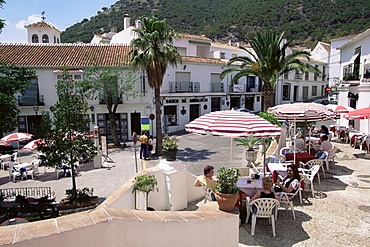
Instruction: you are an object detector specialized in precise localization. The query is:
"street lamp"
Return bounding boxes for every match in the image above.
[33,104,39,115]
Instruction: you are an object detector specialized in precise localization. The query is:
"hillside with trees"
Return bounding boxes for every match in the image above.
[61,0,370,47]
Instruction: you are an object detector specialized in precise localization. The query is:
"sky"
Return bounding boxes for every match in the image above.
[0,0,116,43]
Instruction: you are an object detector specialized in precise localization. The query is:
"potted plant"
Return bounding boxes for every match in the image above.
[214,167,240,211]
[234,134,262,166]
[162,134,179,161]
[132,174,159,211]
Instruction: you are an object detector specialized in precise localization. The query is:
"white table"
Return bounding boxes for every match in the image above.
[0,154,11,160]
[236,177,263,197]
[267,163,289,178]
[13,163,33,171]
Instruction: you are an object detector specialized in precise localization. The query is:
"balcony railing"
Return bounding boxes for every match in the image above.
[169,81,200,93]
[18,94,44,106]
[210,82,224,92]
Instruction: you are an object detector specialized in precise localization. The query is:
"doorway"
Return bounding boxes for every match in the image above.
[245,96,254,110]
[131,112,141,136]
[211,97,221,112]
[189,104,200,122]
[230,97,240,109]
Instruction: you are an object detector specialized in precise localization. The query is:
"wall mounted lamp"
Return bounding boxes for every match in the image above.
[90,106,94,112]
[33,104,39,116]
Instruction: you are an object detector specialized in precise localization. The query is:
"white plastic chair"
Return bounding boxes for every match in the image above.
[276,177,303,220]
[300,165,321,197]
[327,147,337,164]
[316,151,329,173]
[200,182,215,203]
[248,198,279,237]
[8,162,20,182]
[299,159,323,185]
[279,147,294,157]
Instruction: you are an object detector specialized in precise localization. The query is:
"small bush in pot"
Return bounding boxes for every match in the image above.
[132,174,159,210]
[162,134,179,161]
[214,167,241,211]
[234,134,262,151]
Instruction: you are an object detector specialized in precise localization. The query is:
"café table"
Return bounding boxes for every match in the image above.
[285,152,317,167]
[13,163,33,171]
[267,163,289,179]
[236,177,263,197]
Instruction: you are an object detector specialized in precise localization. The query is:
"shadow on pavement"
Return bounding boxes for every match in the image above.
[177,148,217,162]
[239,210,311,246]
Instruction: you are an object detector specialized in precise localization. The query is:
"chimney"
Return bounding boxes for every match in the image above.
[135,20,142,29]
[124,14,130,30]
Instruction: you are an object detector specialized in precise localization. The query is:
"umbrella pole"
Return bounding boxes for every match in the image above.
[294,118,296,165]
[230,137,232,167]
[263,138,266,177]
[17,141,21,163]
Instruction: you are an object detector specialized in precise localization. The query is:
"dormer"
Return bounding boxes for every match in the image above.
[25,21,61,44]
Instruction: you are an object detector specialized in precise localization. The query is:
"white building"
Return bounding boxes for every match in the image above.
[0,17,328,142]
[25,21,61,44]
[331,28,370,133]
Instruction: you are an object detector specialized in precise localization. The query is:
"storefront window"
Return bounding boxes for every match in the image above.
[164,105,177,126]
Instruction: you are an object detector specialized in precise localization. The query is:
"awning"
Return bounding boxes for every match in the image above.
[345,53,360,65]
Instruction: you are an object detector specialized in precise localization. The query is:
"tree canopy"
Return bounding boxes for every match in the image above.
[61,0,370,45]
[79,66,139,146]
[221,31,319,111]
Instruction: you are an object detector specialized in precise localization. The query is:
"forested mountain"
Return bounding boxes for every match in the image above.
[61,0,370,47]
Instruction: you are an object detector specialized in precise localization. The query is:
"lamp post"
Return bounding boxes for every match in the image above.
[93,126,102,169]
[33,104,39,115]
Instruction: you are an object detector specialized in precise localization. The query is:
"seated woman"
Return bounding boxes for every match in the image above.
[274,164,300,194]
[250,177,279,201]
[320,125,330,135]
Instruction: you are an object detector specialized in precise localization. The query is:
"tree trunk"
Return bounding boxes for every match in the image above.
[108,110,120,146]
[261,82,275,111]
[154,87,163,156]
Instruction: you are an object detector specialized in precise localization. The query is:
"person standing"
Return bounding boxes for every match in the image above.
[139,132,148,159]
[147,135,153,159]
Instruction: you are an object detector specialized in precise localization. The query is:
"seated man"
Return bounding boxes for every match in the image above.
[319,134,332,151]
[194,165,217,191]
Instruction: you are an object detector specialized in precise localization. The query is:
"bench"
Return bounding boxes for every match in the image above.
[0,187,56,202]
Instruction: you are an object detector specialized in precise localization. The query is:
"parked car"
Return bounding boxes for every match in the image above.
[314,99,330,105]
[235,108,260,114]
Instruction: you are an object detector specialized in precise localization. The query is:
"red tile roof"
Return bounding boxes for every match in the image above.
[0,44,226,67]
[0,44,132,67]
[182,56,227,64]
[24,21,61,33]
[179,33,211,41]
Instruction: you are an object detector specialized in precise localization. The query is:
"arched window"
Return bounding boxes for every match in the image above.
[42,34,49,43]
[54,36,56,43]
[32,34,39,43]
[57,38,60,43]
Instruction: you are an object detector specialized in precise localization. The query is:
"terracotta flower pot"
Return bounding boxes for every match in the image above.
[214,191,239,212]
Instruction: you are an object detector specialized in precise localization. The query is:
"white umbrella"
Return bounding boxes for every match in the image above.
[185,109,281,173]
[268,103,337,163]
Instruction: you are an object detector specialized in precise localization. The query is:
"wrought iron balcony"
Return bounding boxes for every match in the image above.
[210,82,224,92]
[169,81,200,93]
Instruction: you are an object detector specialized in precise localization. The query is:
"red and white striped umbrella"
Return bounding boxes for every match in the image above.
[1,132,34,142]
[185,110,281,137]
[267,102,337,122]
[344,107,370,120]
[335,105,355,114]
[22,139,46,151]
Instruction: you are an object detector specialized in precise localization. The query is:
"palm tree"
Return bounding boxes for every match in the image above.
[221,30,320,111]
[129,17,182,156]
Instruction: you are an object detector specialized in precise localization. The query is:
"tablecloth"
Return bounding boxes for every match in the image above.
[285,152,317,167]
